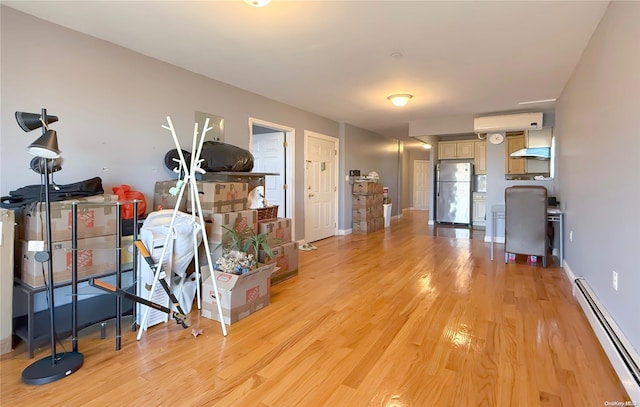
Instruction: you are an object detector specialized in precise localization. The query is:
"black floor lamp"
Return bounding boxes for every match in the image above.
[17,108,84,385]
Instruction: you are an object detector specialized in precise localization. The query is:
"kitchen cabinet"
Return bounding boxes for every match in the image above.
[505,133,526,174]
[474,141,486,174]
[504,130,552,177]
[438,140,474,159]
[472,192,486,228]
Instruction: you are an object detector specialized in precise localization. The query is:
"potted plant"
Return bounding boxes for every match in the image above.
[244,232,274,261]
[214,225,274,275]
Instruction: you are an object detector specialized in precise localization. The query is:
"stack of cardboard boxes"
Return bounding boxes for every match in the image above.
[257,216,298,285]
[352,179,384,234]
[189,180,297,325]
[18,194,133,288]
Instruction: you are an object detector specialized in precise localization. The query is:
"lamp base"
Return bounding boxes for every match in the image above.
[22,351,83,385]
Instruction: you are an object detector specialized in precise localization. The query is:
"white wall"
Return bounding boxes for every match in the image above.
[409,115,474,137]
[0,7,340,240]
[341,124,400,230]
[555,1,640,350]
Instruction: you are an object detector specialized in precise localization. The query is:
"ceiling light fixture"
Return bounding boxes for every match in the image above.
[422,143,432,150]
[387,94,413,107]
[244,0,271,7]
[518,98,557,105]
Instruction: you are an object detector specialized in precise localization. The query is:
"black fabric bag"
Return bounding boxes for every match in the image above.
[164,141,254,173]
[1,177,104,208]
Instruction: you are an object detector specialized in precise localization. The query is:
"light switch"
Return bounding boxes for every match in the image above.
[28,240,45,252]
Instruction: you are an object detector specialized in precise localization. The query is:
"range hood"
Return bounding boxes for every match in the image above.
[510,147,550,160]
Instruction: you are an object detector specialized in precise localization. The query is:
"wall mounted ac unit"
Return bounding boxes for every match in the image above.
[474,112,543,133]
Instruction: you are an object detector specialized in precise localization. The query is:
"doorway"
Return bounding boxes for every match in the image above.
[413,160,431,210]
[304,130,338,243]
[249,118,294,224]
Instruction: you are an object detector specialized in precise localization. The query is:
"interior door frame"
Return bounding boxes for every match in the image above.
[413,159,431,210]
[248,118,295,233]
[304,130,339,242]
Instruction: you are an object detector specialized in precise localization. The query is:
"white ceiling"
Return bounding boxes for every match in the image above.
[4,1,609,140]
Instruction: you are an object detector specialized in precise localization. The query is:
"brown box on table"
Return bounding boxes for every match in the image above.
[187,181,248,215]
[22,194,119,242]
[153,180,187,212]
[19,235,133,288]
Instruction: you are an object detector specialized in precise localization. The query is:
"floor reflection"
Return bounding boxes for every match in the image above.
[431,223,485,240]
[400,210,486,241]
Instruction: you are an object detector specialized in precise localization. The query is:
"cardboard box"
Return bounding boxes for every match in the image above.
[19,235,134,288]
[198,239,224,266]
[22,194,119,242]
[352,195,379,210]
[352,180,383,195]
[257,218,292,247]
[187,181,248,215]
[203,210,258,242]
[197,210,258,266]
[201,263,276,325]
[259,241,299,285]
[353,217,384,234]
[351,208,376,221]
[1,209,15,355]
[153,179,187,212]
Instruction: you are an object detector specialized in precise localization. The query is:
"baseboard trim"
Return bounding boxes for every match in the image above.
[337,228,352,236]
[573,277,640,402]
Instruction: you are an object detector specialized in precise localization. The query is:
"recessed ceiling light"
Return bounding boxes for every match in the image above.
[390,51,404,59]
[387,94,413,107]
[518,98,557,105]
[244,0,271,7]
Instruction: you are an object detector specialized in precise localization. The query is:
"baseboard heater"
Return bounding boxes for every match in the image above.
[574,278,640,402]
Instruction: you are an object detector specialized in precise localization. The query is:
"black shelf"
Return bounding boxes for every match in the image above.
[13,291,134,354]
[13,269,135,358]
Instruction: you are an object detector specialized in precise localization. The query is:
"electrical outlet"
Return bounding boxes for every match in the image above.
[569,231,573,242]
[612,270,618,291]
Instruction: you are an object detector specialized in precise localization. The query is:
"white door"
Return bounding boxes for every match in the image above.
[249,118,294,225]
[413,160,430,210]
[252,132,285,218]
[305,131,337,243]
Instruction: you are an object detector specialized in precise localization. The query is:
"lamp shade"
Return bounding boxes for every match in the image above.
[27,129,61,158]
[387,94,413,107]
[15,111,59,132]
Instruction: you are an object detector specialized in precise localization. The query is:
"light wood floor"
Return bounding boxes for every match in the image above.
[0,210,629,406]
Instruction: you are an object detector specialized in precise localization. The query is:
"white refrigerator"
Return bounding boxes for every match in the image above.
[435,162,472,225]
